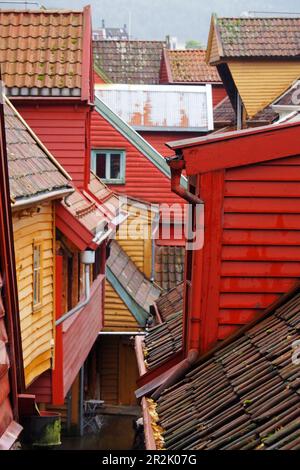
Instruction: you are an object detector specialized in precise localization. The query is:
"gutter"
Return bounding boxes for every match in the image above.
[166,155,203,206]
[12,188,74,211]
[141,397,157,450]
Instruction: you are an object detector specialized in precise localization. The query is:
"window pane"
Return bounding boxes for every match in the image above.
[110,153,121,179]
[96,153,106,179]
[34,245,40,268]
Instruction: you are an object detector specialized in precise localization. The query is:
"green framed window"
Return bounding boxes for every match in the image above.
[91,149,126,184]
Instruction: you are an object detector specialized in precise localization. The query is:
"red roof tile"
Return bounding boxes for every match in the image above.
[0,8,90,96]
[154,282,184,322]
[215,17,300,58]
[166,49,221,83]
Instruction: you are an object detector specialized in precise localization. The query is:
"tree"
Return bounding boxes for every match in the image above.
[185,39,203,50]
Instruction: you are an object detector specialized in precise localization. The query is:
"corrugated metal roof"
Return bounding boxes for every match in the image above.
[95,84,214,131]
[5,97,70,201]
[0,9,87,96]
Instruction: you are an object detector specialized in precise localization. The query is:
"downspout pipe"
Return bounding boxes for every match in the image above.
[151,349,198,401]
[55,250,95,326]
[166,155,203,206]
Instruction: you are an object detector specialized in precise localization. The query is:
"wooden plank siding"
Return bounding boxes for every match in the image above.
[91,109,184,206]
[217,155,300,340]
[104,280,139,331]
[117,202,153,277]
[139,131,202,158]
[228,61,300,118]
[13,202,55,387]
[14,103,89,187]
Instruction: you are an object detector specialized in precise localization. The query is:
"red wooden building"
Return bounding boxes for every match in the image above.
[159,49,226,107]
[0,95,23,449]
[167,120,300,355]
[0,7,124,431]
[0,7,93,188]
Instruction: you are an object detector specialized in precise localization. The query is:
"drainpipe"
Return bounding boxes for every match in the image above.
[79,365,84,437]
[151,349,198,401]
[166,155,203,206]
[55,250,95,326]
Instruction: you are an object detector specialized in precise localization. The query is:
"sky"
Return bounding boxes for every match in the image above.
[9,0,300,45]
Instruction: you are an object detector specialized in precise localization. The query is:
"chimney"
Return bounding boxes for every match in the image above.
[102,19,105,28]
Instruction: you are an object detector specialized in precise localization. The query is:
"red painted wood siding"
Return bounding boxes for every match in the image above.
[91,110,184,207]
[159,54,169,84]
[194,154,300,348]
[139,131,202,158]
[212,85,227,106]
[14,102,90,187]
[94,70,106,84]
[27,370,52,404]
[62,274,104,397]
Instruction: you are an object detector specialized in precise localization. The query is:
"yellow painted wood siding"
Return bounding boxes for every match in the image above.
[116,203,153,278]
[104,280,139,331]
[228,60,300,118]
[13,203,55,387]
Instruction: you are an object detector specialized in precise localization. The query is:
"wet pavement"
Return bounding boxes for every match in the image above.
[60,413,139,450]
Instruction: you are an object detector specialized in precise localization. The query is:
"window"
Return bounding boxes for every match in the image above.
[91,150,125,184]
[33,243,42,310]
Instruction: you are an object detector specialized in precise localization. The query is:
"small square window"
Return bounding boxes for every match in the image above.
[91,150,125,184]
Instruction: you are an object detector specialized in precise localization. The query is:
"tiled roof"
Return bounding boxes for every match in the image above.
[273,80,300,106]
[0,9,87,96]
[213,96,279,127]
[88,171,119,215]
[166,50,221,83]
[144,311,183,371]
[154,288,300,450]
[154,282,184,322]
[107,240,161,313]
[215,17,300,58]
[60,188,110,237]
[5,98,70,201]
[93,40,165,84]
[155,246,185,291]
[213,96,235,126]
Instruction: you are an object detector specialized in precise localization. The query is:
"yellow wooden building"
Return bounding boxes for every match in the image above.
[5,97,72,387]
[206,15,300,119]
[90,198,161,406]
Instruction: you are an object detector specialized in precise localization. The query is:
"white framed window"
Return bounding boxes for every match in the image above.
[91,149,125,184]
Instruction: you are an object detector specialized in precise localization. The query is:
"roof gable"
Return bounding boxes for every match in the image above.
[94,95,188,188]
[167,120,300,175]
[0,7,92,99]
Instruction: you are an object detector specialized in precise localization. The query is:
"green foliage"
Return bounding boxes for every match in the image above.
[185,40,203,50]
